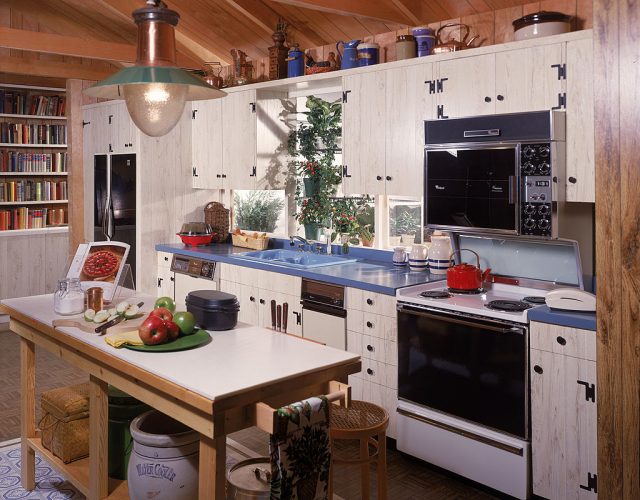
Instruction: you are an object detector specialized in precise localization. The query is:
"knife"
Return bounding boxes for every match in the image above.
[277,304,282,332]
[271,300,277,330]
[282,303,288,334]
[95,301,144,334]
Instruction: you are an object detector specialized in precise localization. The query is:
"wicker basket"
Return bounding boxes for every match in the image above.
[232,233,269,250]
[204,201,230,243]
[41,382,90,464]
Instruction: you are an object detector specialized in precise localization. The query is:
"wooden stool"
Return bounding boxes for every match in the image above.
[329,400,389,500]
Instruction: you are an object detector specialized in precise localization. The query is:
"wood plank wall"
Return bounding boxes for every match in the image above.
[593,0,640,498]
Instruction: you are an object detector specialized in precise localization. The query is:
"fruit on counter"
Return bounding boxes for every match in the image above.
[173,311,196,335]
[116,301,131,315]
[165,321,180,340]
[154,296,176,313]
[108,307,117,316]
[84,309,96,322]
[150,307,173,323]
[93,310,110,323]
[138,316,168,345]
[123,304,140,319]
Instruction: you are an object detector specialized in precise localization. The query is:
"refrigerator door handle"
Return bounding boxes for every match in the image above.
[105,197,114,240]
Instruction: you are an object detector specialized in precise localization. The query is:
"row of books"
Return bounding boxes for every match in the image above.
[0,151,68,172]
[0,180,68,202]
[0,123,67,145]
[0,207,66,230]
[0,91,66,116]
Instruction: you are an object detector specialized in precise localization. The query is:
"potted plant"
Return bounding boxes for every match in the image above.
[355,203,375,247]
[233,191,284,233]
[296,198,330,240]
[391,208,420,245]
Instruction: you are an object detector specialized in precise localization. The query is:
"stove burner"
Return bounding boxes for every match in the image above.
[485,300,532,312]
[523,296,546,305]
[448,287,485,295]
[419,290,452,299]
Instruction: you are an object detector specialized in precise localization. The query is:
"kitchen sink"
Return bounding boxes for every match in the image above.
[234,249,358,269]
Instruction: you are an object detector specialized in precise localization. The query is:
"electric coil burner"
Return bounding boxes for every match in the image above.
[448,287,485,295]
[419,290,452,299]
[523,296,546,304]
[485,300,532,312]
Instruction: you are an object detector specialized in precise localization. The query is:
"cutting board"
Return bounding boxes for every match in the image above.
[52,315,146,335]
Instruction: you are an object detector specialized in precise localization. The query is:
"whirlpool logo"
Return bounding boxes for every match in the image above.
[136,463,177,482]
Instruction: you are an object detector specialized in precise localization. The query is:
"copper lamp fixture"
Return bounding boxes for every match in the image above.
[84,0,225,137]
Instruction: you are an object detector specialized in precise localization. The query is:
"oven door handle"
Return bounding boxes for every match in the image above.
[399,306,522,334]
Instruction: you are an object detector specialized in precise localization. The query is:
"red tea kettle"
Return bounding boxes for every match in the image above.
[447,249,491,291]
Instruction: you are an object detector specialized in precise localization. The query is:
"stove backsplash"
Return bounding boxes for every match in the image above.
[453,233,583,288]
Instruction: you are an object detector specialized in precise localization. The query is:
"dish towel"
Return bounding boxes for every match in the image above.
[269,396,331,500]
[104,329,144,348]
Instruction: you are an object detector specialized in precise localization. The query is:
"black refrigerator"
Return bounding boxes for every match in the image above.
[94,154,136,280]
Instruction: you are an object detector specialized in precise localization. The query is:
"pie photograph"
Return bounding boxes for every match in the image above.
[79,245,126,283]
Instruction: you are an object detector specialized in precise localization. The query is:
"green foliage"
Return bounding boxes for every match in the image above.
[233,191,284,233]
[390,207,421,236]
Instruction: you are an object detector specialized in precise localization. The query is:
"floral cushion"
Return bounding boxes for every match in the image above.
[269,396,331,500]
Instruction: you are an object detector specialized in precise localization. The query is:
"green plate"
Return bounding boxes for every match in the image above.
[124,329,210,352]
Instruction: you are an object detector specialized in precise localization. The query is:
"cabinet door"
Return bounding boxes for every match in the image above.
[565,38,595,202]
[223,90,257,189]
[531,348,598,500]
[156,267,174,299]
[240,284,260,325]
[112,102,138,154]
[495,44,563,113]
[255,92,291,190]
[385,63,432,197]
[436,54,495,118]
[342,72,386,195]
[191,100,224,189]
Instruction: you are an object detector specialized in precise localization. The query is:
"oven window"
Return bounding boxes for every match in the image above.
[398,307,527,438]
[425,147,517,230]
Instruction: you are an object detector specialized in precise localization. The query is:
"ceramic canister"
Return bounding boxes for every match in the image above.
[396,34,416,60]
[287,45,304,77]
[409,244,429,271]
[357,42,380,67]
[412,27,435,57]
[392,246,409,266]
[428,235,452,274]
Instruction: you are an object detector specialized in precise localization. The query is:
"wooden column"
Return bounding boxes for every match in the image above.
[66,78,85,253]
[593,1,640,499]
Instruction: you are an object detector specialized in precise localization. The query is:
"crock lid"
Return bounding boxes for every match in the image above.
[186,290,240,309]
[396,34,415,42]
[512,11,572,30]
[227,457,271,493]
[357,42,379,49]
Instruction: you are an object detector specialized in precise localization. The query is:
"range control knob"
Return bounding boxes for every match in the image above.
[523,162,536,175]
[538,219,551,230]
[538,193,547,201]
[531,194,539,201]
[539,162,551,175]
[524,218,536,230]
[538,204,551,216]
[522,146,535,159]
[538,145,550,157]
[524,204,537,215]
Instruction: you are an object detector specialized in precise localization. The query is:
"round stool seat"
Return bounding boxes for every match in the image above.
[330,400,388,439]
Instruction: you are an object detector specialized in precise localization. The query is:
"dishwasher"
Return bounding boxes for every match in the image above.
[170,255,218,311]
[301,279,347,350]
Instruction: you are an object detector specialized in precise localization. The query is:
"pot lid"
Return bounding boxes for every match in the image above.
[179,222,212,235]
[512,11,572,30]
[227,457,271,493]
[186,290,240,309]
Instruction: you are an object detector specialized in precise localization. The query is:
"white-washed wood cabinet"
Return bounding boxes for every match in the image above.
[222,90,257,190]
[156,251,175,299]
[84,102,137,155]
[530,321,598,499]
[191,99,224,189]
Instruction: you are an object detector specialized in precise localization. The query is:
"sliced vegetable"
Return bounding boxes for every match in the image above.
[93,310,110,323]
[84,309,96,322]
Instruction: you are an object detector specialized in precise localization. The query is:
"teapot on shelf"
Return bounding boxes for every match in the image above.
[431,23,479,54]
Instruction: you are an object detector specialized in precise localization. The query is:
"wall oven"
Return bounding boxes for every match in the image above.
[424,110,565,238]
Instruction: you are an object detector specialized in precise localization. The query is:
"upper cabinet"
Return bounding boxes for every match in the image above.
[222,90,257,190]
[83,102,138,155]
[191,99,224,189]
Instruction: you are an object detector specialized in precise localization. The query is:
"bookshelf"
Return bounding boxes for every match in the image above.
[0,83,68,232]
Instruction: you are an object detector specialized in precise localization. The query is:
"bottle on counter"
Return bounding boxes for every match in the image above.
[54,278,85,316]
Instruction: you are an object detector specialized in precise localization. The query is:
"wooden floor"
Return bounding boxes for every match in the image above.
[0,326,500,499]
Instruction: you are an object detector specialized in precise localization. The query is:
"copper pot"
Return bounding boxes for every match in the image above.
[431,23,479,54]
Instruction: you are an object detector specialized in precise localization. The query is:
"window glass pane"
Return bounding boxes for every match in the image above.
[233,190,287,235]
[388,197,422,247]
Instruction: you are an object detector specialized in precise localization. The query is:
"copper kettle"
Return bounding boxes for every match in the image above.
[431,23,479,54]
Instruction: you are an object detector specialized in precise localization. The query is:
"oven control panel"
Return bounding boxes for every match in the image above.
[520,143,553,237]
[170,256,216,280]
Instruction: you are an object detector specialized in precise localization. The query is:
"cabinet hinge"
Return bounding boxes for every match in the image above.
[82,120,90,127]
[552,93,566,110]
[579,472,597,493]
[192,110,198,119]
[425,80,436,94]
[293,311,301,325]
[250,166,257,177]
[342,90,351,103]
[577,380,596,402]
[437,105,448,119]
[551,63,567,80]
[192,167,198,177]
[108,114,113,125]
[250,102,256,113]
[437,77,448,93]
[342,165,352,178]
[108,143,113,153]
[157,277,162,287]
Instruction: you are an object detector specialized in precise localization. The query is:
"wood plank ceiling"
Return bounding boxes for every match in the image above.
[0,0,540,78]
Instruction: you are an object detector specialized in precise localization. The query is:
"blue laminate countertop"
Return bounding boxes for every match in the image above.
[156,242,442,295]
[528,306,596,331]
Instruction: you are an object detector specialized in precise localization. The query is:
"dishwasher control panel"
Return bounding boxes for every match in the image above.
[301,279,344,308]
[170,256,216,280]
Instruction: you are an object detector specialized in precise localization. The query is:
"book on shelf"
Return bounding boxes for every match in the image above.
[0,206,64,231]
[0,179,67,202]
[0,151,67,172]
[0,90,66,117]
[0,122,67,145]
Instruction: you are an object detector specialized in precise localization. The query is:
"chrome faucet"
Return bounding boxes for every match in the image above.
[290,235,310,246]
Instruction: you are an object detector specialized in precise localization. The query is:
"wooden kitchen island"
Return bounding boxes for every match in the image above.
[0,294,361,499]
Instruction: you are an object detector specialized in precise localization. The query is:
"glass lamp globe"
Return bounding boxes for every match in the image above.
[123,82,188,137]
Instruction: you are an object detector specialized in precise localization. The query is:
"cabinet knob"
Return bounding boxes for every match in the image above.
[534,365,543,374]
[259,299,265,304]
[386,175,392,181]
[367,345,374,352]
[216,174,221,178]
[484,96,492,102]
[366,298,374,306]
[568,177,577,184]
[366,321,373,328]
[376,175,382,181]
[496,95,504,101]
[222,174,227,178]
[164,256,169,261]
[170,277,174,282]
[556,336,567,346]
[249,296,255,302]
[366,368,374,375]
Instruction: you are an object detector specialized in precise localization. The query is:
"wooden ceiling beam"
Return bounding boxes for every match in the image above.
[268,0,414,25]
[388,0,421,25]
[0,56,116,80]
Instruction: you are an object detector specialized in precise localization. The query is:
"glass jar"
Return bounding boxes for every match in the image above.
[54,278,85,316]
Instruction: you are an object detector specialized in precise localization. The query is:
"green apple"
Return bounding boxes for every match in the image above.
[173,311,197,335]
[154,296,176,313]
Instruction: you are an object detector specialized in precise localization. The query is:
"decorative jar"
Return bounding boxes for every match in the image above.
[54,278,85,316]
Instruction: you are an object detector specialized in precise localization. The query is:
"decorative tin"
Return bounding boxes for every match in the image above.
[357,42,380,67]
[412,27,435,57]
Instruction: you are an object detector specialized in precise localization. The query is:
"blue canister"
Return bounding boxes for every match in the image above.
[412,27,435,57]
[336,40,360,70]
[287,45,304,78]
[357,42,380,67]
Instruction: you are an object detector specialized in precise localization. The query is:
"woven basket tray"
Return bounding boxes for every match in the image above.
[204,201,229,243]
[232,233,269,250]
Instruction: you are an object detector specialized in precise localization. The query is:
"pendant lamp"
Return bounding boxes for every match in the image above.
[84,0,225,137]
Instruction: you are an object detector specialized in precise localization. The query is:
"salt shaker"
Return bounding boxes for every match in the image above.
[54,278,85,316]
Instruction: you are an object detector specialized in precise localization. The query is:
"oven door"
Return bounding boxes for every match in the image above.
[425,145,519,234]
[397,304,528,439]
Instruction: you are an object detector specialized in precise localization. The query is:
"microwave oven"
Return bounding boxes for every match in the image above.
[424,110,565,238]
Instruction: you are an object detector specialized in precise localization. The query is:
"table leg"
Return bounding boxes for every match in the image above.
[360,437,370,500]
[89,375,109,499]
[199,435,226,499]
[20,337,35,491]
[377,432,387,500]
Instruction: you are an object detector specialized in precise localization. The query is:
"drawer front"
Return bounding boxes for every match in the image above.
[530,322,596,361]
[347,309,364,333]
[258,269,301,295]
[347,330,363,357]
[362,313,386,338]
[157,251,173,269]
[219,263,239,283]
[361,358,384,385]
[346,288,397,317]
[362,334,385,362]
[385,339,398,366]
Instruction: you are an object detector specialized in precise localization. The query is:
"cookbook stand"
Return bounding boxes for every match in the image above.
[110,265,135,304]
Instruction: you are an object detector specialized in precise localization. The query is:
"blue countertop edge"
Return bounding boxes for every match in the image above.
[528,306,596,331]
[156,240,442,296]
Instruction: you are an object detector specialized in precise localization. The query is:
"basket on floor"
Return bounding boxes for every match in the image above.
[204,201,230,243]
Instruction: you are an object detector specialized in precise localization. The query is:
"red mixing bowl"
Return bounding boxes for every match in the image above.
[176,233,214,246]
